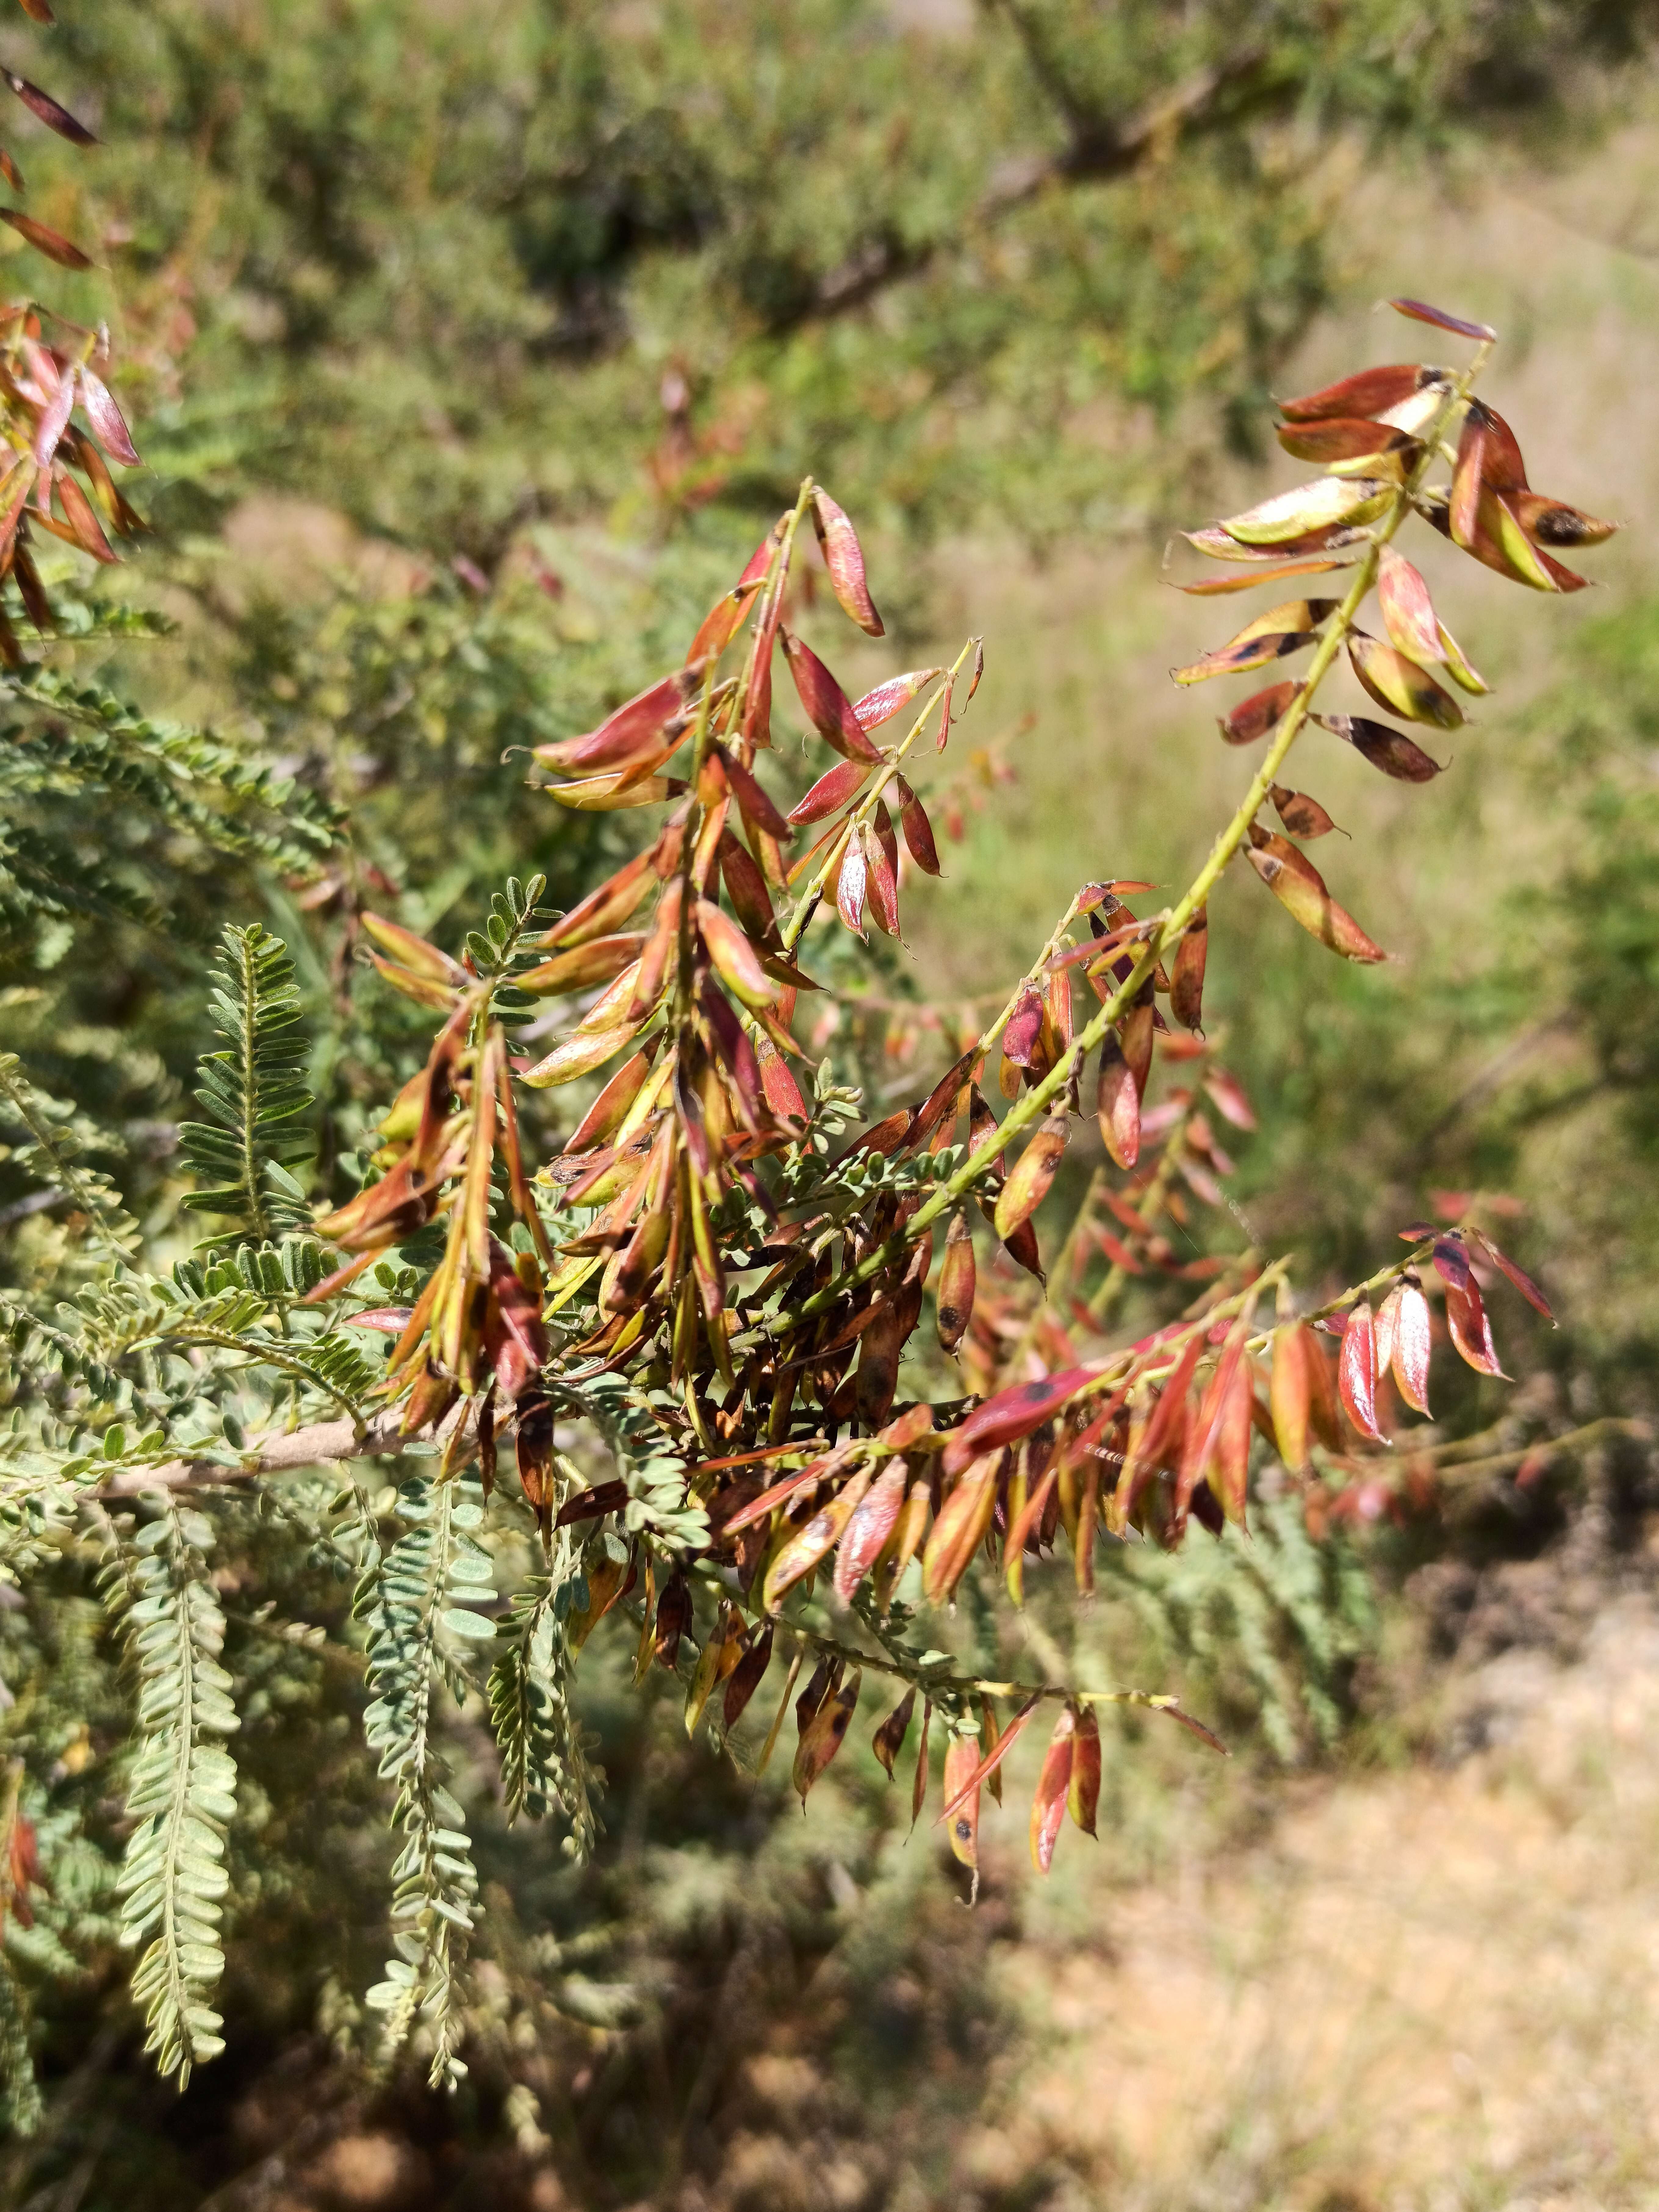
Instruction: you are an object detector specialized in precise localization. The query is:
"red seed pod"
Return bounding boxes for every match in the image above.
[1029,1706,1077,1875]
[811,488,885,636]
[936,1211,977,1354]
[782,630,883,761]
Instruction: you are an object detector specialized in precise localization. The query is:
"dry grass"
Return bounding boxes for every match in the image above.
[956,1590,1659,2212]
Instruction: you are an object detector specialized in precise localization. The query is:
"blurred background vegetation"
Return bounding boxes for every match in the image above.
[3,1,1659,2204]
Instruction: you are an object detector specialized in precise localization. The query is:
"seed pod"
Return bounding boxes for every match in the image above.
[696,897,777,1009]
[1097,1032,1140,1168]
[1247,829,1386,963]
[1218,679,1301,746]
[871,1689,915,1779]
[1269,785,1338,839]
[1451,412,1487,549]
[1376,544,1441,665]
[1276,363,1442,424]
[993,1115,1068,1241]
[1171,910,1207,1030]
[1029,1706,1077,1875]
[1388,296,1495,342]
[922,1455,999,1606]
[855,667,944,733]
[1067,1704,1102,1836]
[1218,477,1391,547]
[1316,713,1443,784]
[535,849,657,949]
[517,931,647,997]
[793,1669,862,1801]
[723,1624,776,1730]
[1173,597,1335,684]
[628,879,683,1021]
[782,630,883,761]
[1338,1302,1386,1443]
[1348,635,1465,729]
[895,773,941,874]
[650,1571,691,1671]
[943,1735,981,1871]
[855,1295,910,1430]
[936,1211,977,1353]
[1270,1323,1312,1469]
[835,1459,909,1602]
[1276,417,1416,470]
[360,912,467,987]
[872,1477,932,1615]
[762,1468,872,1613]
[1508,491,1617,549]
[789,756,873,826]
[1391,1276,1433,1415]
[942,1365,1097,1477]
[535,668,697,773]
[863,818,901,936]
[836,834,868,937]
[811,489,884,636]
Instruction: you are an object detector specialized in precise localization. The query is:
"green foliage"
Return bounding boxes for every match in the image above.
[358,1475,487,2087]
[107,1500,240,2085]
[27,0,1654,546]
[179,924,315,1238]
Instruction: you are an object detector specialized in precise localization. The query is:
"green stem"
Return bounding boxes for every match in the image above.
[789,347,1492,1329]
